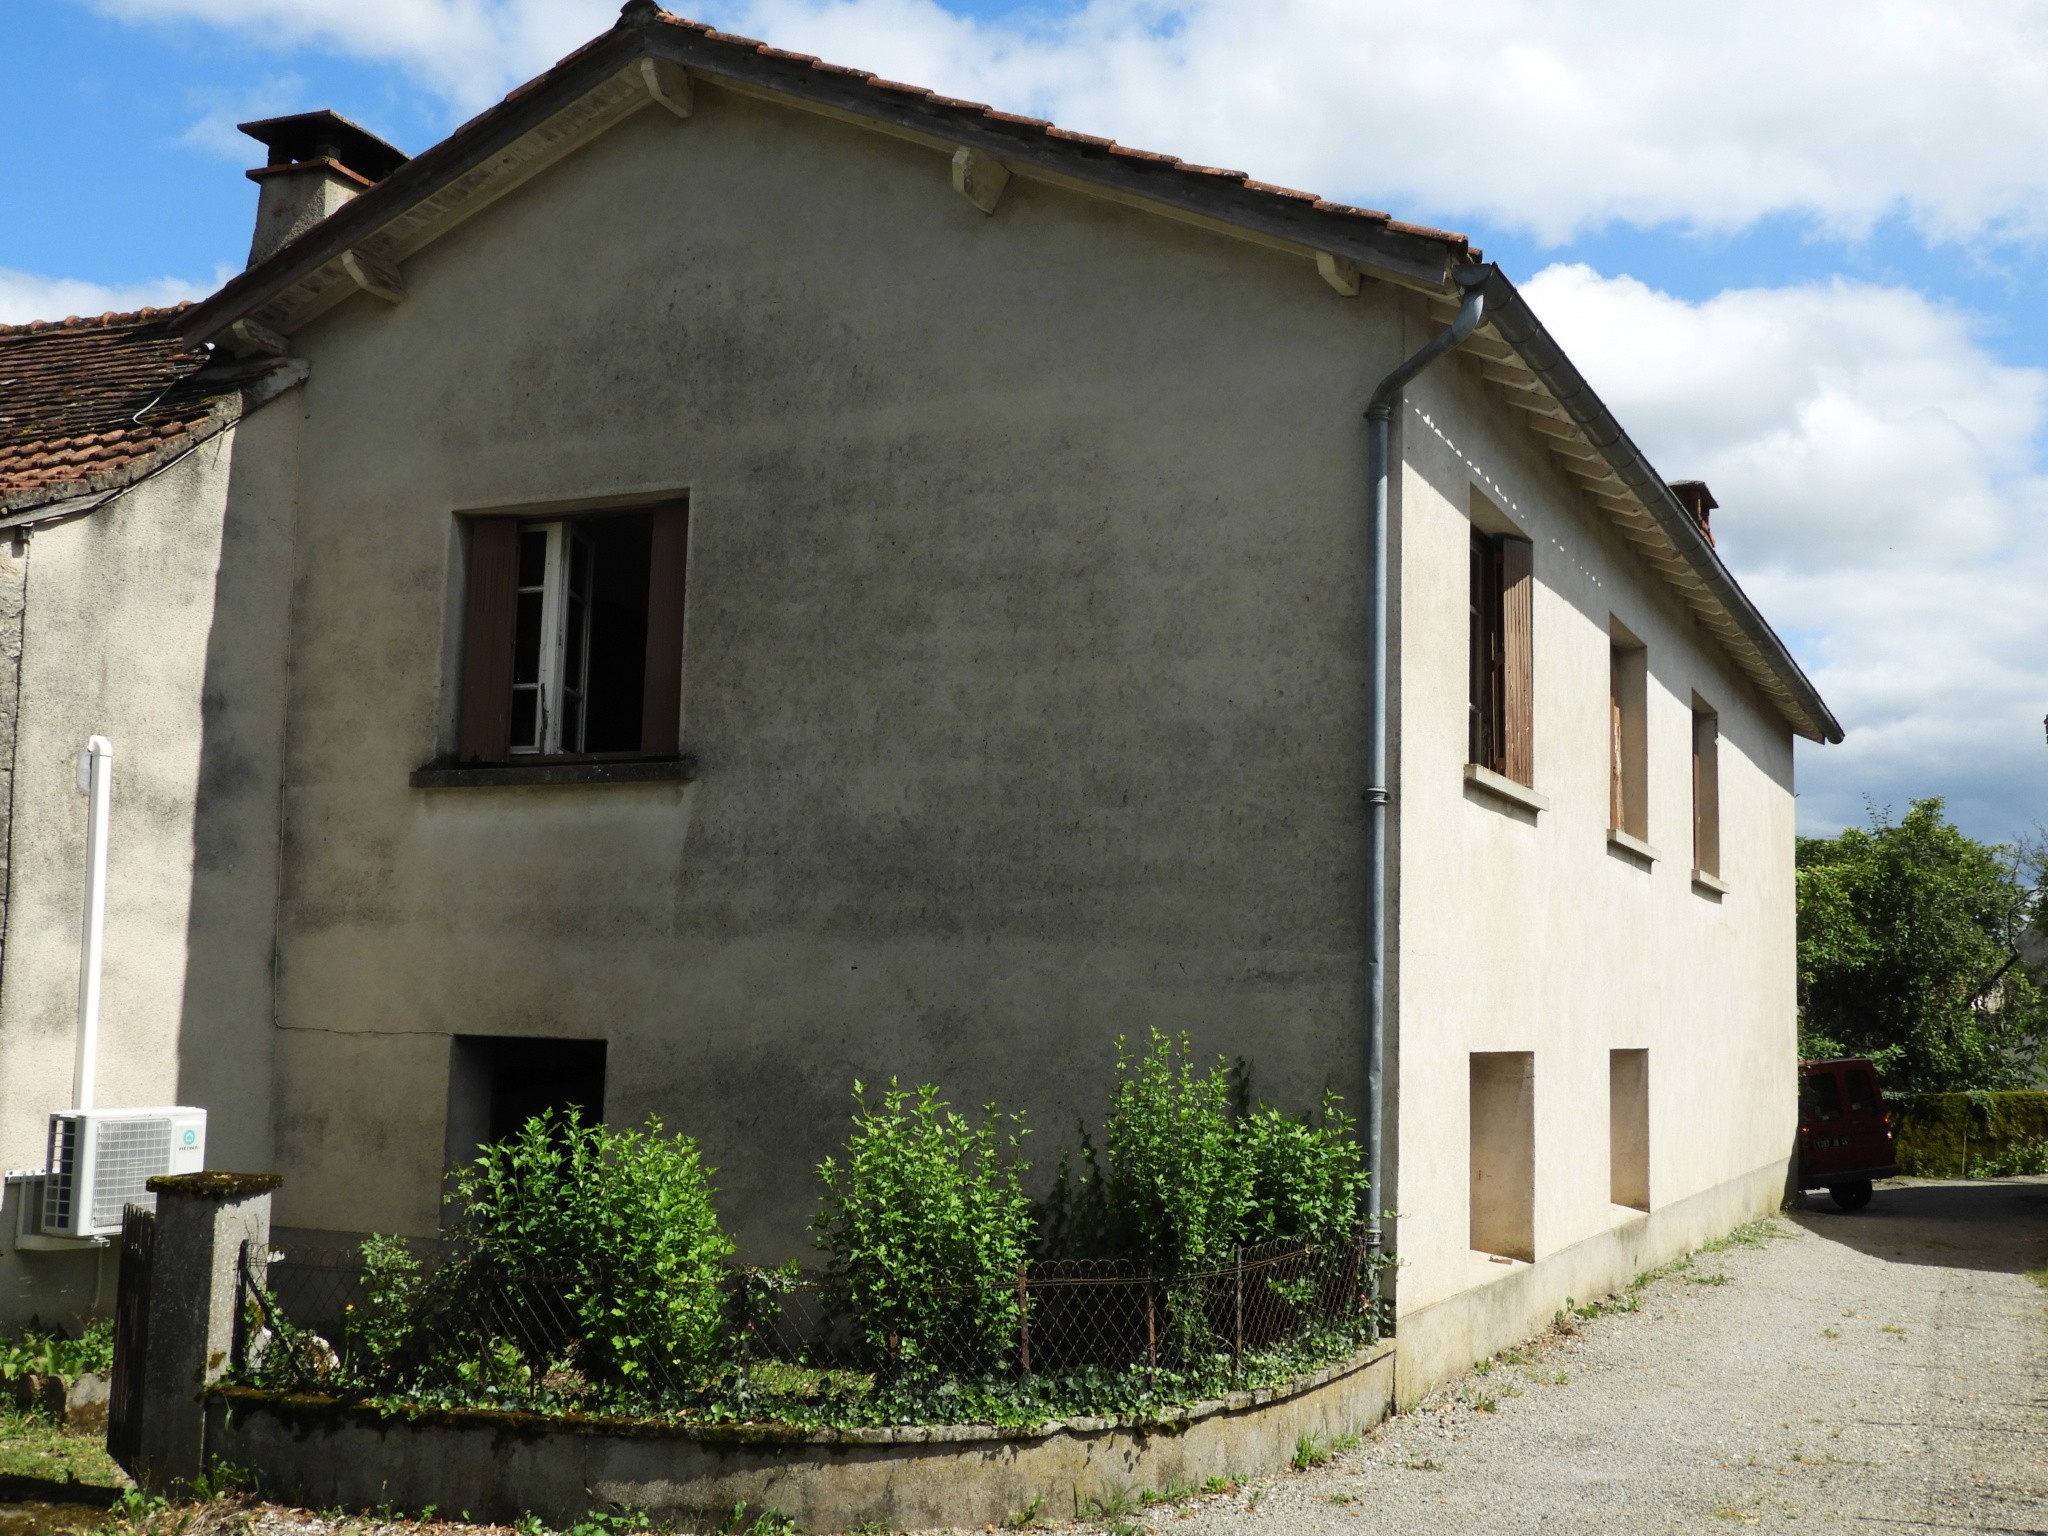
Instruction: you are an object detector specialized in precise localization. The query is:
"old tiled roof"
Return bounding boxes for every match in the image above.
[0,306,225,508]
[575,6,1478,257]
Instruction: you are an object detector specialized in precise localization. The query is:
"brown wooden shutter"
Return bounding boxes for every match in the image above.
[1500,537,1534,785]
[457,518,519,763]
[639,502,689,757]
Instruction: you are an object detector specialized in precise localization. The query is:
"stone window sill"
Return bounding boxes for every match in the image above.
[1607,827,1660,865]
[409,756,696,789]
[1464,762,1549,816]
[1692,868,1729,898]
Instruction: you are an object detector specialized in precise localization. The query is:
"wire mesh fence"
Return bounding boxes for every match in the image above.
[238,1231,1387,1425]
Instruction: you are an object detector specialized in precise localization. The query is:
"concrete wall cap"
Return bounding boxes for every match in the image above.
[146,1171,284,1199]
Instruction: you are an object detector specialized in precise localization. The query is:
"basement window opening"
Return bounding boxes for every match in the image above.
[1469,1050,1535,1263]
[1609,1048,1649,1213]
[445,1035,608,1194]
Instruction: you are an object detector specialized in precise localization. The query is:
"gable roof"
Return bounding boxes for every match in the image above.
[177,2,1839,745]
[0,307,230,514]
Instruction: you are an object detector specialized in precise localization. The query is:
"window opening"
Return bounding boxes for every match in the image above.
[1609,1048,1649,1211]
[1469,1050,1536,1262]
[1692,697,1721,878]
[1468,524,1533,785]
[459,503,682,764]
[445,1035,608,1187]
[1801,1071,1843,1123]
[1844,1069,1875,1117]
[1609,624,1647,840]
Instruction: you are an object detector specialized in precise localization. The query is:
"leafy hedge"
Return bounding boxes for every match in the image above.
[1890,1090,2048,1177]
[252,1031,1376,1426]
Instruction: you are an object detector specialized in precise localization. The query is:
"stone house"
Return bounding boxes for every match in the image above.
[0,3,1836,1398]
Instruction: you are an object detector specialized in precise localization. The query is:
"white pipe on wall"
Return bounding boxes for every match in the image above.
[73,734,113,1112]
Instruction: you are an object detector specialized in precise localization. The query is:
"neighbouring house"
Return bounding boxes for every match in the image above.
[0,1,1837,1401]
[0,308,303,1321]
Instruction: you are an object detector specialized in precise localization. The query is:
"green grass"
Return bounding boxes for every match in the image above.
[0,1404,125,1489]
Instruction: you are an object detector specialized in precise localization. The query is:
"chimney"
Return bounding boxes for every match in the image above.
[239,111,409,267]
[1668,480,1718,548]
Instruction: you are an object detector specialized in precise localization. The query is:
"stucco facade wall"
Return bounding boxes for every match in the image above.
[262,85,1424,1252]
[1385,362,1798,1323]
[0,70,1804,1376]
[0,418,296,1324]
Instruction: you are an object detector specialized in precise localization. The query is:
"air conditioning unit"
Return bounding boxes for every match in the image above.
[41,1108,206,1239]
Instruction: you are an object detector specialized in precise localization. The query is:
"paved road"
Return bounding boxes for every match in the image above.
[1158,1178,2048,1535]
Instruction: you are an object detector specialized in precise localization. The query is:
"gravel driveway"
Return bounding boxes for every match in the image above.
[1147,1177,2048,1535]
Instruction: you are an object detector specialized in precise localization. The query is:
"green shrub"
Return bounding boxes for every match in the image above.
[1236,1095,1369,1246]
[815,1080,1033,1377]
[0,1318,113,1380]
[447,1110,735,1391]
[1891,1089,2048,1176]
[1103,1029,1252,1276]
[346,1234,425,1382]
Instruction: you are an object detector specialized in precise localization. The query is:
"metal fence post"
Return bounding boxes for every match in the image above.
[1144,1280,1156,1373]
[1016,1264,1031,1377]
[1232,1246,1244,1375]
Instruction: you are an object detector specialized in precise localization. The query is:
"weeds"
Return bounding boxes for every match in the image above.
[1083,1486,1141,1521]
[1701,1218,1782,1254]
[714,1503,796,1536]
[1001,1492,1045,1528]
[1685,1272,1733,1287]
[1290,1429,1360,1469]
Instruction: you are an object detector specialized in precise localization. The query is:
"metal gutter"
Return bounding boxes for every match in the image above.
[1360,269,1490,1283]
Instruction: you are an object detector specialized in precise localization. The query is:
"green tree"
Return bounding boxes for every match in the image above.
[1798,799,2047,1092]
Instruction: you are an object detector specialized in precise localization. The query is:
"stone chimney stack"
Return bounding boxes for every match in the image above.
[240,111,409,267]
[1668,480,1718,548]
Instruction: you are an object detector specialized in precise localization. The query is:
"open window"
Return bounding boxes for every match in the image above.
[1469,525,1534,786]
[457,502,687,763]
[1692,696,1721,880]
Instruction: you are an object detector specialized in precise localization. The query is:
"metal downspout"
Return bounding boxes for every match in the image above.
[1363,265,1492,1288]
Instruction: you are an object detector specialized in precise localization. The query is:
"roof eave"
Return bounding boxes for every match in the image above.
[1475,268,1842,745]
[181,13,1470,349]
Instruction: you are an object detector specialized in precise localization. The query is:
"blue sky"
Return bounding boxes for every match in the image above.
[6,0,2046,848]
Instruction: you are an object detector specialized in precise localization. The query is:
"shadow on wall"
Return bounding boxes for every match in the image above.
[1789,1177,2048,1277]
[172,413,296,1174]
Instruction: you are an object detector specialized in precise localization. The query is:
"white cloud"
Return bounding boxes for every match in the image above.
[0,269,217,326]
[1522,265,2048,841]
[93,0,2048,244]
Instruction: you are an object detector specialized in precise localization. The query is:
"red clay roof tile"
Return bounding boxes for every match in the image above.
[0,306,225,502]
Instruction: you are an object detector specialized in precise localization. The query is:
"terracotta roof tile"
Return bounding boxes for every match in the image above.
[633,8,1470,254]
[0,306,225,501]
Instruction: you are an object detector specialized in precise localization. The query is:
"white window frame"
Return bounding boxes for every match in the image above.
[509,520,595,756]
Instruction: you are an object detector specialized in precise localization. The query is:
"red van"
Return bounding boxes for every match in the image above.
[1797,1058,1900,1210]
